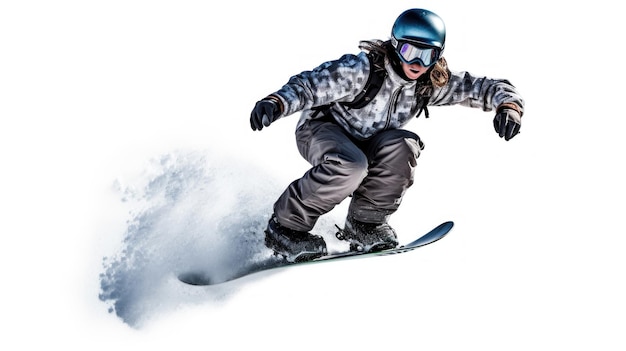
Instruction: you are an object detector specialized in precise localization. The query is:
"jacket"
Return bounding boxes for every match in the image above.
[270,51,525,140]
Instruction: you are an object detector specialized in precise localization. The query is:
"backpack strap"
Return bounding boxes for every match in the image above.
[341,51,387,109]
[310,51,387,118]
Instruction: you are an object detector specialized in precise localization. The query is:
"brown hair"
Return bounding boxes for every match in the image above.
[430,56,449,88]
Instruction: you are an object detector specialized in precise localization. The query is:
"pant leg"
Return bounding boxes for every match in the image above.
[273,120,368,231]
[348,129,424,223]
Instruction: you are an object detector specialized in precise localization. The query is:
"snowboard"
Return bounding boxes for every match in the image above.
[178,220,454,286]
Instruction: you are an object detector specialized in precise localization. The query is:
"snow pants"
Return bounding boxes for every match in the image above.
[273,118,423,232]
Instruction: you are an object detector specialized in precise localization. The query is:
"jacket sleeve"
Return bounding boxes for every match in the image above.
[270,53,370,117]
[430,70,524,115]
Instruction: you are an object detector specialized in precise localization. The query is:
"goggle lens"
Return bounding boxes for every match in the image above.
[397,42,438,67]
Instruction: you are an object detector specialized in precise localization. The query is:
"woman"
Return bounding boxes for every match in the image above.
[250,8,524,262]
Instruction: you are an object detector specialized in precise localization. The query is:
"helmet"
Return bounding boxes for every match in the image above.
[391,9,446,53]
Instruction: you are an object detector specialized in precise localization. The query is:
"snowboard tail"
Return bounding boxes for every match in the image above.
[178,221,453,286]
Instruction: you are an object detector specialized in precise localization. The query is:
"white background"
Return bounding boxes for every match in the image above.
[2,0,625,349]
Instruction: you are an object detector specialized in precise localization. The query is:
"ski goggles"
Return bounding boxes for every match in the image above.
[392,40,440,67]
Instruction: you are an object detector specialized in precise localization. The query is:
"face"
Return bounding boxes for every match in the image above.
[401,61,428,80]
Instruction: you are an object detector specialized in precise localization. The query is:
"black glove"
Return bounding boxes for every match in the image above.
[250,98,281,131]
[493,108,521,141]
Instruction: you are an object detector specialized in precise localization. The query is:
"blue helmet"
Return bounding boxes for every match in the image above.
[391,9,446,55]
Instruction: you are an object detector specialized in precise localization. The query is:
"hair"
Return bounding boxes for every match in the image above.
[359,39,449,88]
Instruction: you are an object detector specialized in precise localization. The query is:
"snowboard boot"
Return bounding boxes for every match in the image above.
[265,215,328,263]
[337,215,399,253]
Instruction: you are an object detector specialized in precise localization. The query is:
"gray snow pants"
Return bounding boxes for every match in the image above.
[274,118,423,232]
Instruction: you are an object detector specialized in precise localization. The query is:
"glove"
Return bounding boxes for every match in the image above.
[493,107,522,141]
[250,98,281,131]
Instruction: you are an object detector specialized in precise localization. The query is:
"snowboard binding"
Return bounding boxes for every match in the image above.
[264,216,328,263]
[335,221,398,253]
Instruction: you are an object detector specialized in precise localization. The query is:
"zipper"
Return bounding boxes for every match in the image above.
[385,86,403,130]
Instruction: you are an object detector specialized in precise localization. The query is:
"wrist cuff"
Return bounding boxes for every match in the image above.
[497,102,523,116]
[263,95,284,114]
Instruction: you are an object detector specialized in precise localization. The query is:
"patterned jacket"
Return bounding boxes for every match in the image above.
[270,51,524,140]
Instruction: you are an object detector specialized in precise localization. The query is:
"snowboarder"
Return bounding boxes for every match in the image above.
[249,8,524,262]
